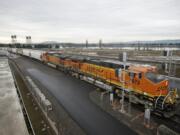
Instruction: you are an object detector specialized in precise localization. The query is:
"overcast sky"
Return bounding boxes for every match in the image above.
[0,0,180,43]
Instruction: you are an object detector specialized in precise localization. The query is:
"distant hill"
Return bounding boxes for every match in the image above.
[41,41,60,44]
[41,39,180,45]
[129,39,180,44]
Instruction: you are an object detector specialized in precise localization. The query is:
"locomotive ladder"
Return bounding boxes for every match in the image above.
[162,90,174,110]
[155,90,173,110]
[155,90,164,110]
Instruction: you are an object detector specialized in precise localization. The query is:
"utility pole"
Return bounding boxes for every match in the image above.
[120,52,127,113]
[99,39,102,49]
[168,50,176,76]
[168,50,171,76]
[86,40,88,48]
[162,50,169,75]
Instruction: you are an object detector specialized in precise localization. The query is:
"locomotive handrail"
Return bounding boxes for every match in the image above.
[162,90,174,110]
[155,90,162,109]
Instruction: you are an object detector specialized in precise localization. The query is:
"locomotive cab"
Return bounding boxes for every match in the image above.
[128,65,178,115]
[145,72,179,115]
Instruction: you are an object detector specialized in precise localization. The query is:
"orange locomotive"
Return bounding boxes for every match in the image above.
[41,51,178,116]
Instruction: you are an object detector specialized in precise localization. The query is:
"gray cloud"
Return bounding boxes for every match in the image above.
[0,0,180,43]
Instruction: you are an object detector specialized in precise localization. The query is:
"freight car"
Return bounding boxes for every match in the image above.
[41,51,179,117]
[8,48,45,61]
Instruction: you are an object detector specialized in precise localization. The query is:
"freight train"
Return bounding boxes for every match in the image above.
[8,48,179,117]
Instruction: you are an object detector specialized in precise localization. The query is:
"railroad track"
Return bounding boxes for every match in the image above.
[169,114,180,128]
[153,114,180,133]
[127,101,180,133]
[166,114,180,134]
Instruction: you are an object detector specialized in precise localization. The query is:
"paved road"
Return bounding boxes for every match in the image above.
[14,57,137,135]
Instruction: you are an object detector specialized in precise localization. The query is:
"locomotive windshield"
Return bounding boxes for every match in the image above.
[145,72,166,83]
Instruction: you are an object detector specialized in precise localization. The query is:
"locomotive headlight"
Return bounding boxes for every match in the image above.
[143,92,147,95]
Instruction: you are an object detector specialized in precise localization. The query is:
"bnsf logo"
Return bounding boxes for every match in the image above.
[87,65,104,73]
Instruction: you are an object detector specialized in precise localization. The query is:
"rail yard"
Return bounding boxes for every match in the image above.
[0,47,177,135]
[1,0,180,134]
